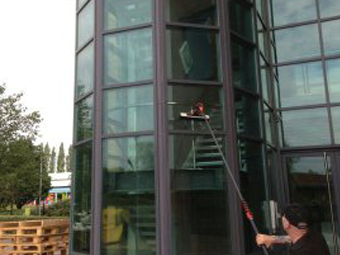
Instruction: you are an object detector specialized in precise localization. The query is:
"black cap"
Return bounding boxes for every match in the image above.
[282,203,310,229]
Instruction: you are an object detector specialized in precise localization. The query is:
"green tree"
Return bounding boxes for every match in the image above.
[57,143,65,172]
[43,143,51,172]
[66,145,74,172]
[50,147,56,173]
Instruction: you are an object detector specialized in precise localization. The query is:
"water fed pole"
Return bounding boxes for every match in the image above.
[180,102,270,255]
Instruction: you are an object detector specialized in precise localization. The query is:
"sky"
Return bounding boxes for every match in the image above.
[0,0,76,150]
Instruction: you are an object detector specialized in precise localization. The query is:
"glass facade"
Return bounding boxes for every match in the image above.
[72,0,340,254]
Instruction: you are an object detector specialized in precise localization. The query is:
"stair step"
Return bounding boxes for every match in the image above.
[142,231,156,237]
[135,222,155,228]
[196,161,224,167]
[196,152,221,158]
[196,145,222,151]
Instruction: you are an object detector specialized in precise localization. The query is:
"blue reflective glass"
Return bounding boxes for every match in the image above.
[326,59,340,103]
[332,107,340,144]
[322,20,340,56]
[319,0,340,18]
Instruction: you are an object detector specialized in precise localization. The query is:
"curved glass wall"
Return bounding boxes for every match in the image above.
[76,43,94,98]
[77,0,94,49]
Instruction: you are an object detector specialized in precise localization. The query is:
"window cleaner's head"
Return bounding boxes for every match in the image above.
[180,101,210,120]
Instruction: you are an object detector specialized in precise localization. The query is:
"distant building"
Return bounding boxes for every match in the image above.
[48,172,71,203]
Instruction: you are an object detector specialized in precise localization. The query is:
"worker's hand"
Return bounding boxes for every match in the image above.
[256,234,275,248]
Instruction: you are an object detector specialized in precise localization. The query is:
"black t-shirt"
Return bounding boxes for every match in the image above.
[289,229,330,255]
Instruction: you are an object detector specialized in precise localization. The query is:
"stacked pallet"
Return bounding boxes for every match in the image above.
[0,219,69,255]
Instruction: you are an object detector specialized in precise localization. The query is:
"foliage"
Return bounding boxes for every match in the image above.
[50,147,56,173]
[43,143,51,173]
[45,199,71,217]
[57,143,65,172]
[66,145,74,172]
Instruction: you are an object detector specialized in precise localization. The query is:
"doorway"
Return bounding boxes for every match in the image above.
[283,151,340,254]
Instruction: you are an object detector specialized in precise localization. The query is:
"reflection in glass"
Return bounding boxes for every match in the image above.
[77,0,94,49]
[231,42,257,92]
[264,106,273,145]
[322,20,340,56]
[102,136,155,255]
[104,0,152,30]
[282,108,330,147]
[72,143,92,253]
[76,43,94,98]
[103,85,154,134]
[326,59,340,103]
[167,85,223,131]
[272,0,316,27]
[286,155,339,252]
[332,107,340,144]
[167,28,220,81]
[78,0,88,9]
[275,24,320,62]
[234,91,262,139]
[104,29,153,85]
[277,62,326,107]
[261,67,269,103]
[75,96,93,142]
[169,134,231,255]
[238,140,269,253]
[229,1,253,41]
[319,0,340,18]
[166,0,217,25]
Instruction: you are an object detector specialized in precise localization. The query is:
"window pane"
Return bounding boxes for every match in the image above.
[332,107,340,144]
[261,67,269,102]
[238,140,269,253]
[167,85,224,131]
[264,106,273,145]
[103,85,154,134]
[75,96,93,142]
[167,27,220,81]
[169,134,231,255]
[231,42,257,92]
[78,0,88,9]
[76,43,94,98]
[102,136,155,255]
[322,20,340,56]
[166,0,217,25]
[234,91,262,139]
[326,59,340,103]
[77,1,94,49]
[72,143,92,253]
[104,0,152,30]
[272,0,317,27]
[282,108,331,147]
[229,1,253,41]
[104,29,153,85]
[275,24,320,62]
[277,62,326,107]
[319,0,340,18]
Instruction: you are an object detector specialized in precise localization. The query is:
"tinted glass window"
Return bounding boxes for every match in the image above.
[77,1,94,49]
[282,108,331,147]
[76,43,94,98]
[229,1,253,41]
[104,28,153,85]
[277,62,326,107]
[166,0,217,25]
[75,96,93,142]
[326,59,340,103]
[72,143,92,253]
[319,0,340,18]
[103,85,154,134]
[167,27,220,81]
[102,136,155,255]
[275,24,320,62]
[332,107,340,144]
[322,20,340,56]
[104,0,152,30]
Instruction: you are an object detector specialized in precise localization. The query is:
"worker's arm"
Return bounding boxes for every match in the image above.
[256,234,292,248]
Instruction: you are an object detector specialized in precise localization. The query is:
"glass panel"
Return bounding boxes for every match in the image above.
[167,85,224,131]
[78,0,88,9]
[238,140,269,253]
[322,20,340,56]
[286,155,339,252]
[166,0,217,25]
[332,107,340,144]
[282,108,331,147]
[319,0,340,18]
[230,1,253,41]
[102,136,155,255]
[72,143,92,253]
[272,0,317,27]
[274,79,281,108]
[234,91,262,139]
[275,24,320,62]
[261,67,269,103]
[104,0,152,30]
[167,27,220,81]
[77,0,94,49]
[103,85,154,134]
[264,106,273,145]
[169,134,231,255]
[76,43,94,98]
[277,62,326,107]
[231,42,257,92]
[75,96,93,142]
[104,28,153,85]
[326,59,340,103]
